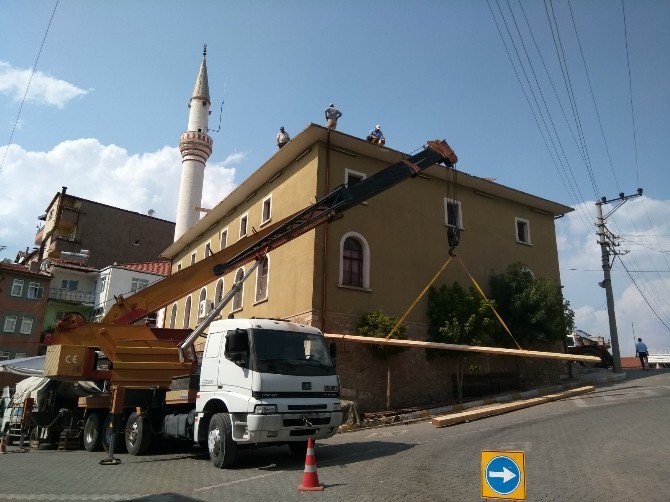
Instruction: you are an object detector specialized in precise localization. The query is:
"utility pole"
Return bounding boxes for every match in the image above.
[596,188,643,373]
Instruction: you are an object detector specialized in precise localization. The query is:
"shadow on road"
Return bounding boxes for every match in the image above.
[121,494,202,502]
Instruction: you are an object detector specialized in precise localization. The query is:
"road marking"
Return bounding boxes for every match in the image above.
[364,428,409,438]
[194,471,282,492]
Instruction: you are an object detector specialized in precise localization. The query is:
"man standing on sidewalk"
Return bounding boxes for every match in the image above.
[635,338,649,370]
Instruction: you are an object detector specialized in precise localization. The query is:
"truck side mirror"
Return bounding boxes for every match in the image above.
[225,329,249,367]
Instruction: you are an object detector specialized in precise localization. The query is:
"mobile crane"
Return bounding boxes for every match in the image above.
[42,139,458,467]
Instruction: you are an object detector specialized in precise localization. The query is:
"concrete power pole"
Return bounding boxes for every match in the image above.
[596,188,643,373]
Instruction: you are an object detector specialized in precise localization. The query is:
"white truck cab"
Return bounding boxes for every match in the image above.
[194,318,342,468]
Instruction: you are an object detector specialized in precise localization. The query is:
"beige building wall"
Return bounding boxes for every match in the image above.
[169,148,322,331]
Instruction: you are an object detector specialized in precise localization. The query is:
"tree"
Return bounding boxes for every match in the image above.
[357,310,408,410]
[489,263,574,347]
[427,282,499,402]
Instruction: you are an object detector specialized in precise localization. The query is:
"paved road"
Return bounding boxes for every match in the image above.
[1,369,668,501]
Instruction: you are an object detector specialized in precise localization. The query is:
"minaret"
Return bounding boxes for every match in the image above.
[174,45,213,241]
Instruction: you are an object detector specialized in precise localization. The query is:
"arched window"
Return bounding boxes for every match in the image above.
[343,238,363,287]
[183,296,192,329]
[232,268,244,311]
[169,304,177,328]
[339,232,371,289]
[199,288,207,304]
[215,279,224,304]
[255,257,269,303]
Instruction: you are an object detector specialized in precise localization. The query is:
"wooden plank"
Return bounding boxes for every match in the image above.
[165,389,198,404]
[324,333,601,363]
[432,385,595,427]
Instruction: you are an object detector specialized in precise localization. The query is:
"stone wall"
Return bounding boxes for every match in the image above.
[324,311,568,413]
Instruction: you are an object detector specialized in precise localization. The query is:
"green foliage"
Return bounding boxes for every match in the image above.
[427,282,499,349]
[489,262,575,346]
[356,310,408,359]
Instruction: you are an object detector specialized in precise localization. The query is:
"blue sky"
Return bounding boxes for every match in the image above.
[1,1,668,355]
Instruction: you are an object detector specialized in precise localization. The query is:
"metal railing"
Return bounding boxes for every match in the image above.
[48,288,95,304]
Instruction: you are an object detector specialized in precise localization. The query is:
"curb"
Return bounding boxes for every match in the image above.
[338,370,627,432]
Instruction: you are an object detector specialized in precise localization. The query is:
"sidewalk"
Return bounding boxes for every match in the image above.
[339,367,627,432]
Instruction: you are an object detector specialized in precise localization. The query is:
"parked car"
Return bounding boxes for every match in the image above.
[566,331,614,368]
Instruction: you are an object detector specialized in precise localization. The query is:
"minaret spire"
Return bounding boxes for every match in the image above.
[174,46,213,241]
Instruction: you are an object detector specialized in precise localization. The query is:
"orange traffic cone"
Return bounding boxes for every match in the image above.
[297,437,324,492]
[0,435,7,454]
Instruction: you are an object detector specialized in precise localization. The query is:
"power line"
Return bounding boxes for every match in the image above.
[621,0,640,185]
[0,0,60,175]
[618,255,670,332]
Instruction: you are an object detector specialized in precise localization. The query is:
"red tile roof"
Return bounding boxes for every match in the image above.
[117,260,171,276]
[0,261,51,278]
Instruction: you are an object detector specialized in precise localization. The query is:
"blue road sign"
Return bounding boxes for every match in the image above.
[485,455,522,496]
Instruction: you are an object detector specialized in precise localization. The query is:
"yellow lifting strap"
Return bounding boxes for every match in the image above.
[455,255,524,351]
[385,255,454,340]
[385,253,525,352]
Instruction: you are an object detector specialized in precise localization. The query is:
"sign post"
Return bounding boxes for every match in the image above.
[481,451,526,500]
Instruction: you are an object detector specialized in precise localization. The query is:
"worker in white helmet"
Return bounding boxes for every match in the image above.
[366,124,385,146]
[325,103,342,129]
[276,126,291,149]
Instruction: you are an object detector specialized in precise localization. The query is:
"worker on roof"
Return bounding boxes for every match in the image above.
[325,103,342,129]
[366,124,385,146]
[276,127,290,149]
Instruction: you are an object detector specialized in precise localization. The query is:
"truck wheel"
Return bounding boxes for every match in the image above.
[101,414,127,454]
[207,413,236,468]
[83,413,102,451]
[125,412,152,456]
[288,441,308,456]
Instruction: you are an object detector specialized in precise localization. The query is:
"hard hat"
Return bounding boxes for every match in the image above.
[375,124,381,129]
[329,103,334,107]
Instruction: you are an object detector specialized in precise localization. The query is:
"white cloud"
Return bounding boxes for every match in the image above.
[558,196,670,355]
[0,61,88,107]
[0,138,238,257]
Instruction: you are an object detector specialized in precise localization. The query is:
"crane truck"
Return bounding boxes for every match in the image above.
[41,139,458,467]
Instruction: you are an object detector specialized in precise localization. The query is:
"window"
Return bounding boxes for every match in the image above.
[170,304,177,329]
[183,296,192,329]
[261,196,272,225]
[11,279,24,297]
[27,282,43,299]
[342,238,363,287]
[205,242,212,258]
[339,232,371,289]
[190,252,197,266]
[20,317,34,335]
[515,217,531,245]
[345,168,366,187]
[0,351,10,361]
[177,262,182,272]
[255,257,269,303]
[220,229,228,250]
[239,214,248,238]
[215,279,224,304]
[3,315,17,333]
[232,268,245,311]
[99,275,108,295]
[444,198,463,228]
[130,277,149,293]
[61,279,78,291]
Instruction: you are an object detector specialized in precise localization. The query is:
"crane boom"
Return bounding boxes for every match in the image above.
[102,139,457,325]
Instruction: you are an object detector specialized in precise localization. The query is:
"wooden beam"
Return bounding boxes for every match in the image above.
[324,334,601,363]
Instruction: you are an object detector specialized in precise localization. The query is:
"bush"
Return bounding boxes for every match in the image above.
[357,310,408,359]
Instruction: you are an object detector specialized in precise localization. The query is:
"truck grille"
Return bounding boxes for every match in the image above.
[289,429,317,436]
[287,404,327,411]
[283,417,330,427]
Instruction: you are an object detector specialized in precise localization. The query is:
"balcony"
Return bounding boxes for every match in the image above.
[48,288,95,305]
[34,226,44,246]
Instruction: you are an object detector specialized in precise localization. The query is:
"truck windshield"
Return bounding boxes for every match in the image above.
[251,329,335,376]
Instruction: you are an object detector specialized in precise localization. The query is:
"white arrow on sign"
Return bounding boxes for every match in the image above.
[488,466,517,483]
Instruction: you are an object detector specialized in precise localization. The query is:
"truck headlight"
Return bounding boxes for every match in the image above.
[254,404,278,414]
